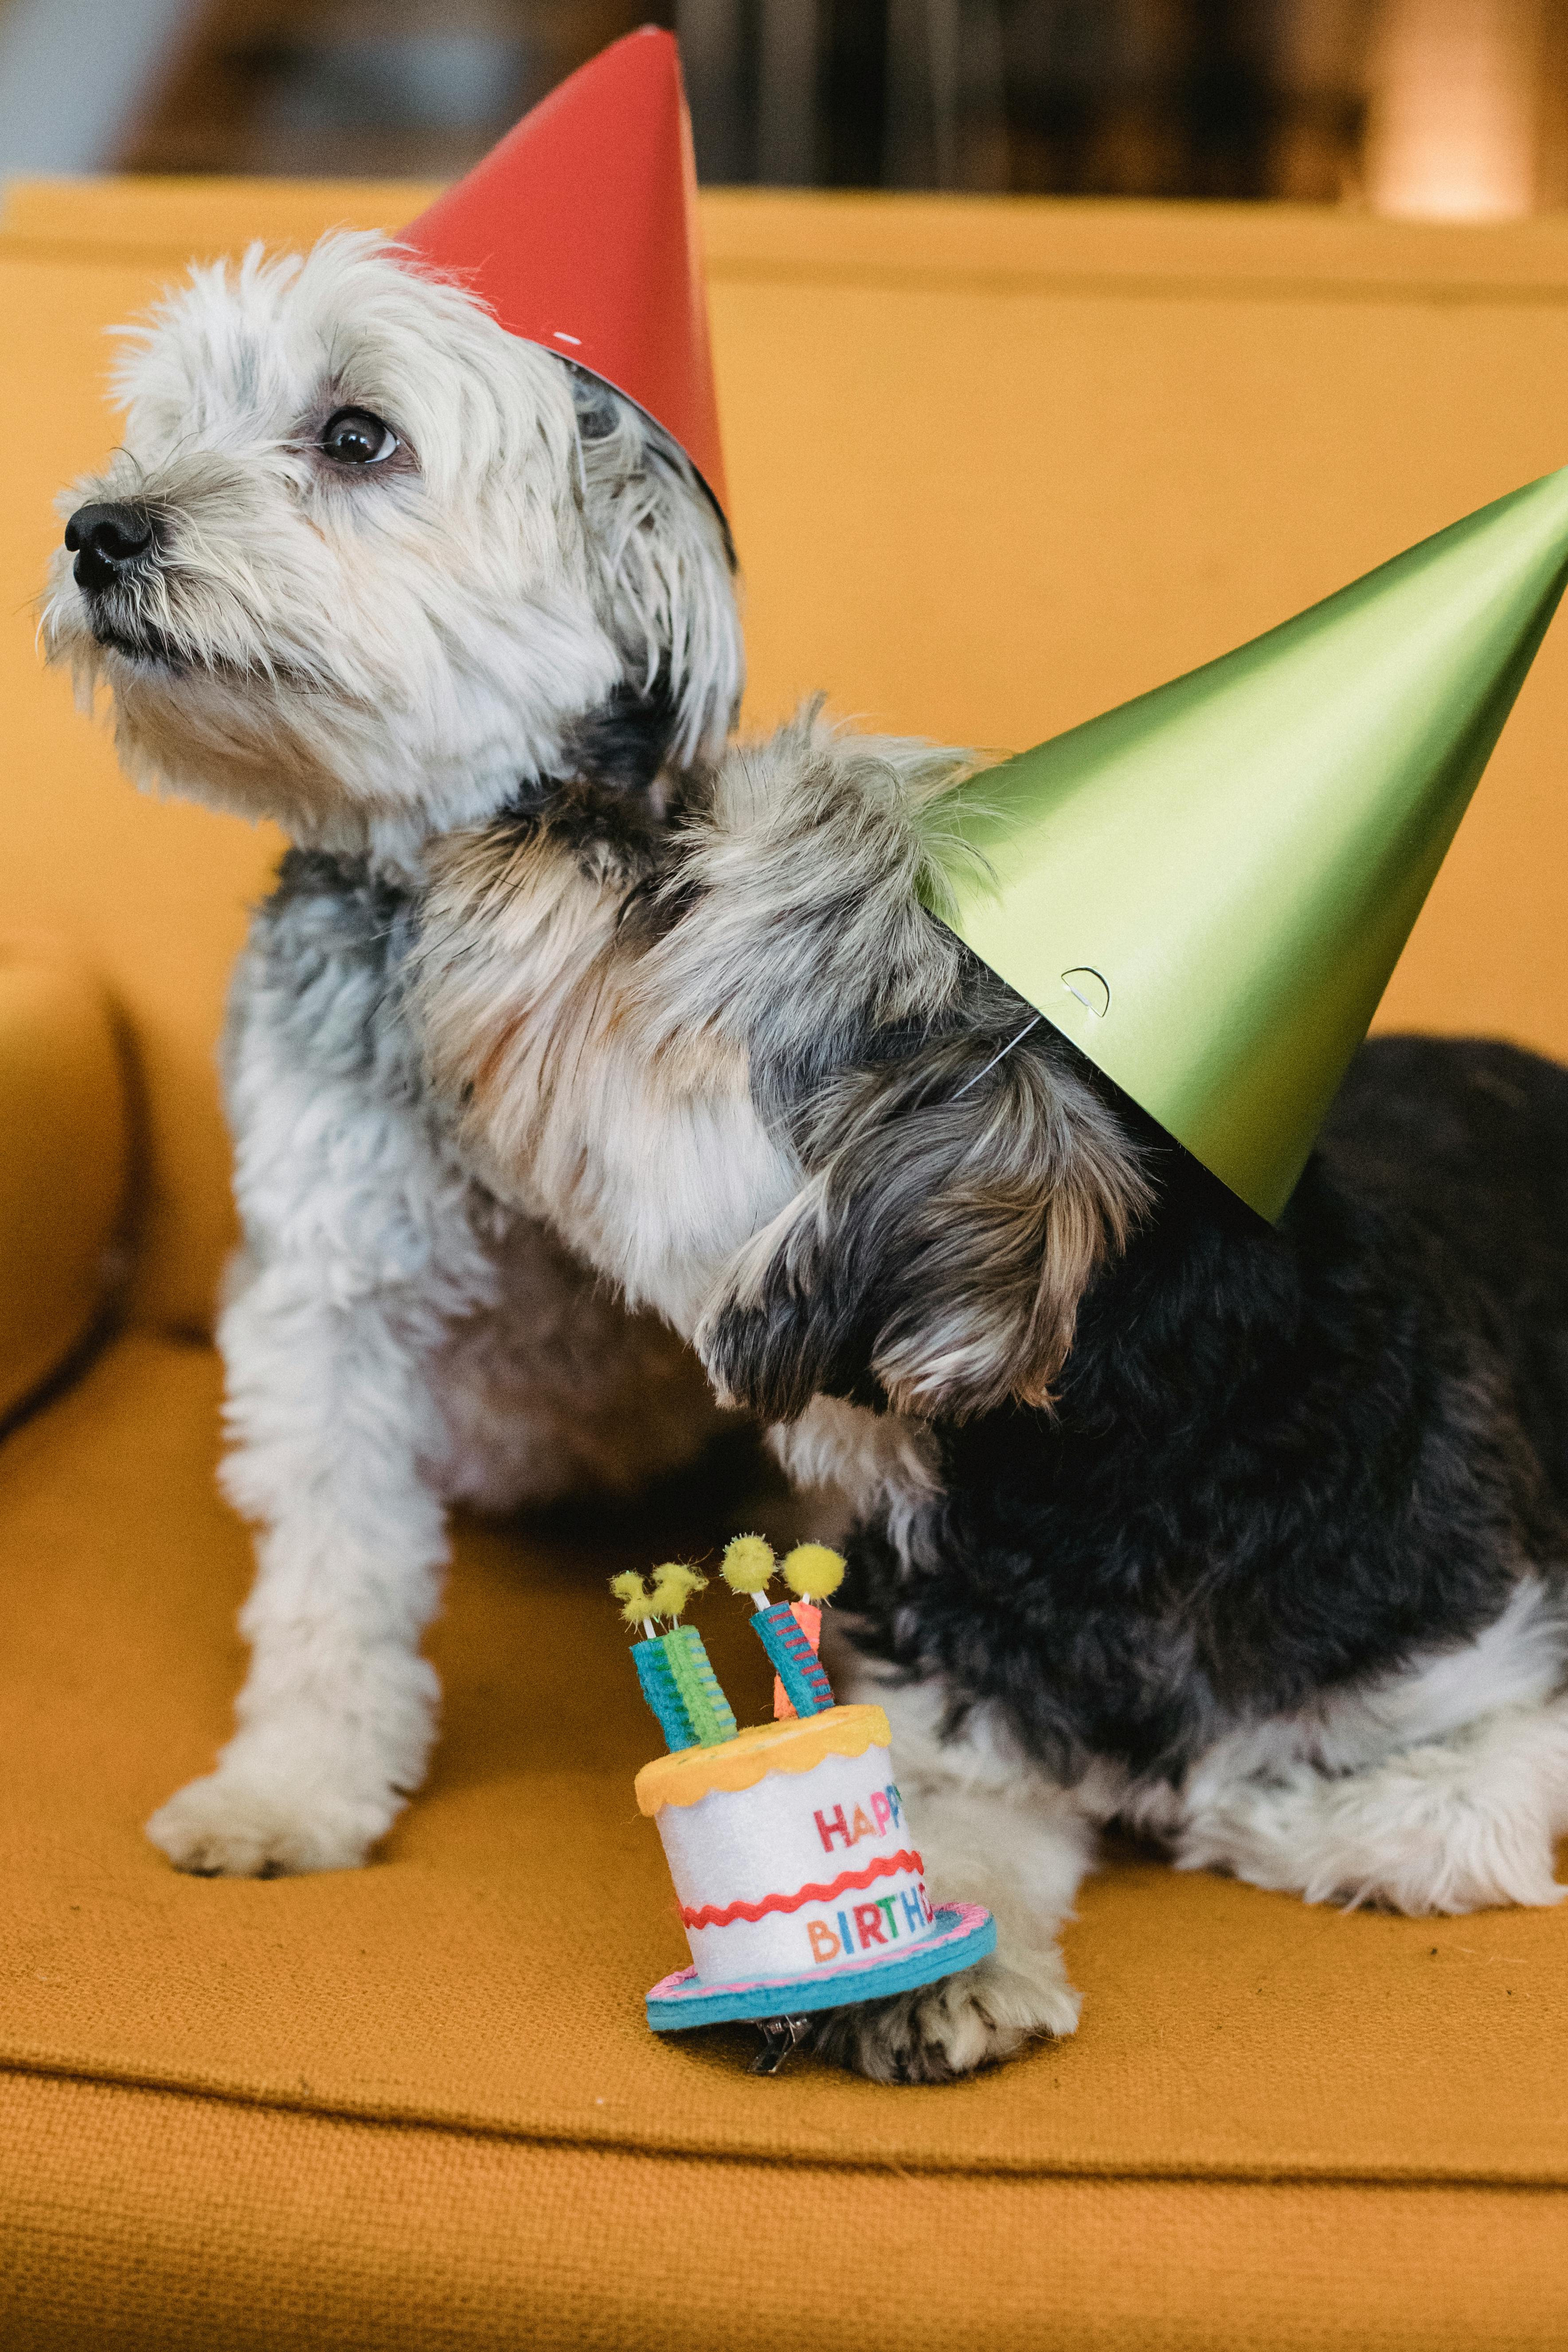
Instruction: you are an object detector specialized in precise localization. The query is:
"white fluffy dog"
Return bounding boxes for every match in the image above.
[44,233,743,1876]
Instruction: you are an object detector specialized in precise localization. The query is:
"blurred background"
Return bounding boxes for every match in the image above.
[0,0,1566,216]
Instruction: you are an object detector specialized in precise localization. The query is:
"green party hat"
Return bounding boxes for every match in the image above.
[930,464,1568,1221]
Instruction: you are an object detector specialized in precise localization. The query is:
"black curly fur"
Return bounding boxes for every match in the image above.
[562,680,680,802]
[711,1019,1568,1788]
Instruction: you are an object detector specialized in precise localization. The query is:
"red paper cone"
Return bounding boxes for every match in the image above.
[399,27,727,514]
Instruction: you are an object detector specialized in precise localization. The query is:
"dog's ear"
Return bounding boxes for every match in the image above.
[569,369,743,770]
[697,1035,1150,1424]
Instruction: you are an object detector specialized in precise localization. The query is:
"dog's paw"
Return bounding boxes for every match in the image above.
[807,1947,1081,2083]
[146,1767,399,1877]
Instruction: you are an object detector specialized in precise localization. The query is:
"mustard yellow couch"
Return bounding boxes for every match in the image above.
[2,178,1567,2351]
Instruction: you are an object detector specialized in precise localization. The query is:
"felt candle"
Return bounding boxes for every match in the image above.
[773,1544,845,1715]
[756,1545,845,1718]
[720,1535,847,1717]
[719,1535,798,1718]
[610,1563,736,1750]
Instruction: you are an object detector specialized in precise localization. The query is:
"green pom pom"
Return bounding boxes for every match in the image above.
[782,1543,846,1602]
[720,1534,775,1594]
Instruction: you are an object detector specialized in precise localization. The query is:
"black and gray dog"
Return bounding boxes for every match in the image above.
[417,705,1568,2082]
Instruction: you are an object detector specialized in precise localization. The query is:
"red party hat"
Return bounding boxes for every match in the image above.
[399,28,727,514]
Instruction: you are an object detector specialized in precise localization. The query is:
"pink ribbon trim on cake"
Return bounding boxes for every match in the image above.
[679,1848,925,1929]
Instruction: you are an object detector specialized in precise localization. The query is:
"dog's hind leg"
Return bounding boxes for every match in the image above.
[1170,1588,1568,1913]
[807,1677,1093,2082]
[1174,1700,1568,1914]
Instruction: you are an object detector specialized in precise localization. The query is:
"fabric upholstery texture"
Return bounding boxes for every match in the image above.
[4,2075,1566,2352]
[1,1334,1566,2350]
[0,940,127,1423]
[2,176,1567,2344]
[4,1336,1565,2184]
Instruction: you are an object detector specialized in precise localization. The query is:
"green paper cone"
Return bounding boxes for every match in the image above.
[930,465,1568,1221]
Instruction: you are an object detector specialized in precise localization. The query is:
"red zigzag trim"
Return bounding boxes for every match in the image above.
[680,1849,925,1930]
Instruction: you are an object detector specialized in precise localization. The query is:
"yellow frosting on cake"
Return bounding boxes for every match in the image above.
[633,1703,891,1815]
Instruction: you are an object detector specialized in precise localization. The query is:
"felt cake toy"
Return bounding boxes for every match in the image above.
[612,1543,995,2050]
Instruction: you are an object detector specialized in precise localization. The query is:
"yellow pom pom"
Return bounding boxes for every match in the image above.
[782,1543,846,1602]
[610,1570,656,1628]
[720,1534,775,1594]
[648,1561,706,1620]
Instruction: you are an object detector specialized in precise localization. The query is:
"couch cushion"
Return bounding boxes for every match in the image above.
[0,1331,1564,2194]
[2,2071,1565,2352]
[0,938,127,1423]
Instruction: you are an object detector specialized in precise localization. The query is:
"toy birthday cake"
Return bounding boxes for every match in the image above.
[612,1539,994,2041]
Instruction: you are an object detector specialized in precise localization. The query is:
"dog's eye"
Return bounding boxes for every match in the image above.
[320,408,398,466]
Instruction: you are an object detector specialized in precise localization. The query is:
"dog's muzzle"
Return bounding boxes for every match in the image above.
[63,500,185,664]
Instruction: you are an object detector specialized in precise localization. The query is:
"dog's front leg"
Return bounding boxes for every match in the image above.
[809,1677,1094,2082]
[146,891,504,1879]
[146,1247,468,1876]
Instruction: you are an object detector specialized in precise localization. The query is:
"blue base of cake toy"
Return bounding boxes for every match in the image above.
[645,1902,996,2031]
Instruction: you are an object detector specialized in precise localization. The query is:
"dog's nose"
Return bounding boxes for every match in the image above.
[64,502,154,595]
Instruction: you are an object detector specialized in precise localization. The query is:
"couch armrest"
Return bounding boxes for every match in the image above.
[0,942,129,1425]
